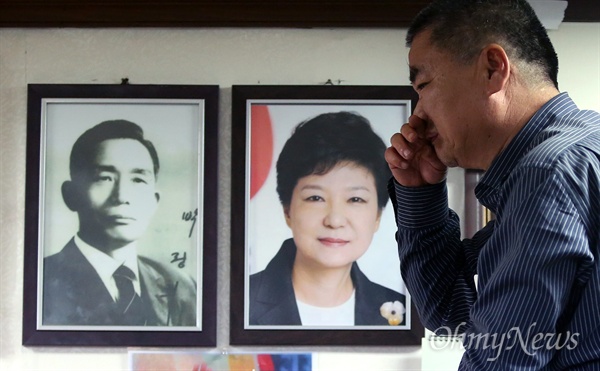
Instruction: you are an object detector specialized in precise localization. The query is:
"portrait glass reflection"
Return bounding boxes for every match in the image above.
[245,101,412,330]
[39,100,203,330]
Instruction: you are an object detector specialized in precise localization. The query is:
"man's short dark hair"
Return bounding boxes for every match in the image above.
[276,111,391,210]
[69,119,160,179]
[406,0,559,88]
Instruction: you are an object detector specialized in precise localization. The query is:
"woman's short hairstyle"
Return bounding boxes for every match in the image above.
[69,119,160,180]
[276,111,391,210]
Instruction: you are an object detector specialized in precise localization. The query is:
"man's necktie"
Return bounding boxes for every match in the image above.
[113,265,146,325]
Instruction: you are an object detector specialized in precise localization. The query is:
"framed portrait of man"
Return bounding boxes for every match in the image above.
[230,85,424,346]
[22,84,218,346]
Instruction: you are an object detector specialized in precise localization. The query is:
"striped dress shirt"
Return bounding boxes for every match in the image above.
[390,93,600,370]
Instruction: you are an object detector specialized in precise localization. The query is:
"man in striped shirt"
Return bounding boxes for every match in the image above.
[385,0,600,369]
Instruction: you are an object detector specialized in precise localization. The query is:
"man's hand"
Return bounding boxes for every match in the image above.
[384,114,447,187]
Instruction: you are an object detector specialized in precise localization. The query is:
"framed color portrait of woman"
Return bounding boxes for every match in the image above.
[230,85,424,346]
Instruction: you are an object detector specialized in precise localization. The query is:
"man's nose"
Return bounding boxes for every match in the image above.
[412,101,429,122]
[110,178,131,204]
[410,102,434,138]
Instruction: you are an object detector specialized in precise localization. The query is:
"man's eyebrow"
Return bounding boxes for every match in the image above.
[409,66,420,85]
[94,165,117,173]
[131,168,153,175]
[93,165,153,175]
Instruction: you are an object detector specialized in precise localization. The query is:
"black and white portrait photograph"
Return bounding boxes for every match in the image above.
[23,84,218,346]
[230,85,424,346]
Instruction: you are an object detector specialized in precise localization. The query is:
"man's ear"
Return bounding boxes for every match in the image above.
[61,181,80,211]
[480,43,510,95]
[154,191,160,203]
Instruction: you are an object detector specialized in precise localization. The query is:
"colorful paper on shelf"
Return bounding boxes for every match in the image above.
[129,351,312,371]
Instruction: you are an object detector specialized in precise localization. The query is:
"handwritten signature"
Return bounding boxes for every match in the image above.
[171,252,187,268]
[182,208,198,238]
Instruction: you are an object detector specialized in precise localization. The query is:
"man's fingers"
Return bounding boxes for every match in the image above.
[386,117,447,187]
[400,123,418,143]
[418,143,448,184]
[407,114,428,139]
[390,132,414,160]
[385,146,410,170]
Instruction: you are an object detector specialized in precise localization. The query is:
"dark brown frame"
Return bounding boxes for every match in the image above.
[22,84,219,346]
[230,84,424,346]
[0,1,596,27]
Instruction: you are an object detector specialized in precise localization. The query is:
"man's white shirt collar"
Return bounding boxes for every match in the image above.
[74,234,142,301]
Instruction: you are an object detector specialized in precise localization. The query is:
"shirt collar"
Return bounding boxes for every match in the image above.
[475,92,577,207]
[74,234,141,297]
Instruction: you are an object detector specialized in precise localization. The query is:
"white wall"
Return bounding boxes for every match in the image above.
[1,23,598,371]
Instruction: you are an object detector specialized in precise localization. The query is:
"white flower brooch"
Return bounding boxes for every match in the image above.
[379,301,406,326]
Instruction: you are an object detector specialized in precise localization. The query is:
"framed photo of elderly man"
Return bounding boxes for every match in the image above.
[230,85,424,346]
[22,84,218,346]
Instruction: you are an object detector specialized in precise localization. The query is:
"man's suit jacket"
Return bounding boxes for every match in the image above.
[249,238,406,326]
[42,239,197,326]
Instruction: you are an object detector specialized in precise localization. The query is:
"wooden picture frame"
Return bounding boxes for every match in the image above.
[22,83,218,346]
[230,85,424,346]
